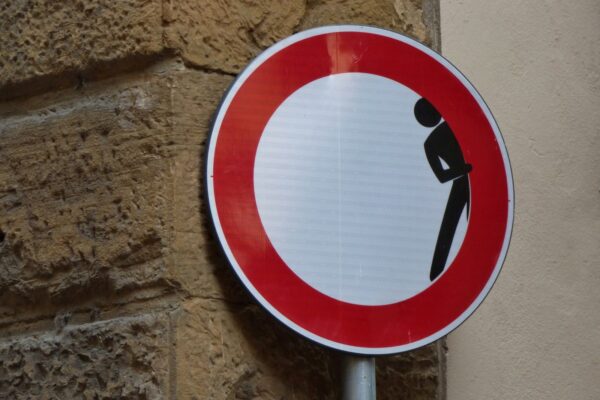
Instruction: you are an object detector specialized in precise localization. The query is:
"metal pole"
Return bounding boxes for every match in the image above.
[342,355,376,400]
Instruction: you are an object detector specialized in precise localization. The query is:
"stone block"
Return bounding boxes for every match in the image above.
[1,0,436,97]
[174,298,337,399]
[377,343,443,400]
[174,298,443,399]
[164,0,307,73]
[0,301,442,399]
[0,313,170,399]
[0,0,164,97]
[166,69,251,303]
[0,61,237,314]
[299,0,431,46]
[0,0,305,96]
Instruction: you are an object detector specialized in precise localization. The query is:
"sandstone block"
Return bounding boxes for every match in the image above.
[164,0,307,73]
[299,0,430,47]
[0,0,164,97]
[174,299,442,399]
[175,298,337,399]
[0,0,305,97]
[0,313,170,399]
[0,300,442,399]
[1,0,436,98]
[0,61,237,315]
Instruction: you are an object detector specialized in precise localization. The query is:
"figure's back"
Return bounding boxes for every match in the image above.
[424,122,466,170]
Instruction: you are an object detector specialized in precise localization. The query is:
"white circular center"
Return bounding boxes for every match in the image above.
[254,73,467,305]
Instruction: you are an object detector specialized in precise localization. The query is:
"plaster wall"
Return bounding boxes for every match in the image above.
[441,1,600,399]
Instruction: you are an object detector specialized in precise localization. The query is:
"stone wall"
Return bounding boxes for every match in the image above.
[0,1,444,398]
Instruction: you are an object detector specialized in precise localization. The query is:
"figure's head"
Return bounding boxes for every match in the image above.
[414,98,441,127]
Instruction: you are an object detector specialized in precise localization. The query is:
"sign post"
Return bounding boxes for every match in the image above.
[206,25,513,397]
[342,355,376,400]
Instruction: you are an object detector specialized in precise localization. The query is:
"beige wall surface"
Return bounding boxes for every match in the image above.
[441,1,600,399]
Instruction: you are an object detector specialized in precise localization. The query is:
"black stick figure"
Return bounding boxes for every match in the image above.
[414,98,472,281]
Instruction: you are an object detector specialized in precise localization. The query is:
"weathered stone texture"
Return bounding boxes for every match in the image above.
[175,299,442,400]
[175,299,336,399]
[0,0,305,96]
[0,313,170,399]
[0,61,234,317]
[0,300,442,399]
[165,69,245,303]
[0,74,170,309]
[0,0,444,398]
[300,0,429,45]
[164,0,307,73]
[1,0,435,98]
[377,344,443,400]
[0,0,165,98]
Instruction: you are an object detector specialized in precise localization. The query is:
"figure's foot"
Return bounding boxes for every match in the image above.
[430,265,444,281]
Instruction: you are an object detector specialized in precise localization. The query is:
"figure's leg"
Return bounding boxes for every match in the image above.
[429,180,468,281]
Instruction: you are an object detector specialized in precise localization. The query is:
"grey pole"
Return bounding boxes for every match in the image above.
[342,355,376,400]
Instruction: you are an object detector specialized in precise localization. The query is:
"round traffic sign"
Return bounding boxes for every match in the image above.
[206,25,514,355]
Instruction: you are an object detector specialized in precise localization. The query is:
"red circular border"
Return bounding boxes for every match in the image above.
[211,31,509,349]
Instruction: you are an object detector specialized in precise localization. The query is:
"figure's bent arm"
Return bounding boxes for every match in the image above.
[424,141,472,183]
[442,163,472,182]
[424,140,452,183]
